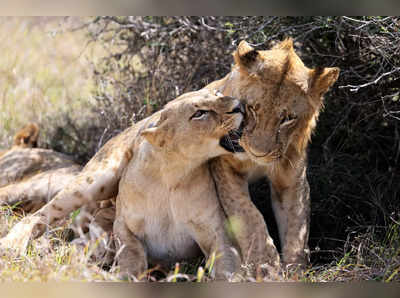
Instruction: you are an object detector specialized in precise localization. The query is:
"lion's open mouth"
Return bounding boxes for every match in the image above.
[219,120,245,153]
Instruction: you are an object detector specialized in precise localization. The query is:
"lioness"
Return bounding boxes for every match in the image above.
[0,90,243,279]
[202,39,339,271]
[0,123,78,187]
[0,124,82,213]
[11,123,40,149]
[114,91,243,278]
[0,123,39,160]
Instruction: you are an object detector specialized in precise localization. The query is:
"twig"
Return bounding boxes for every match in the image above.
[339,67,400,92]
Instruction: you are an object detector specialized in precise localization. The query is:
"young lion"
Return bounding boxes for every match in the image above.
[0,90,243,279]
[114,91,243,278]
[0,124,82,213]
[0,122,40,159]
[0,123,78,188]
[0,123,39,160]
[204,39,339,272]
[12,123,40,149]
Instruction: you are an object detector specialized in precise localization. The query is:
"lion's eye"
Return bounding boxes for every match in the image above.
[191,110,209,120]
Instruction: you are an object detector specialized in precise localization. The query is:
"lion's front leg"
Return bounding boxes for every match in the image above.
[269,165,311,270]
[210,157,281,279]
[113,216,148,280]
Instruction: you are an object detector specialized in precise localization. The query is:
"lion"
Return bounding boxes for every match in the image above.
[0,165,82,214]
[0,123,39,159]
[0,90,244,279]
[0,123,78,187]
[0,147,80,189]
[12,123,40,149]
[0,124,82,214]
[201,38,339,272]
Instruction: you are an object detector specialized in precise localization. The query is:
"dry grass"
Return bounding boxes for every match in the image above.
[0,17,119,281]
[0,17,103,150]
[1,203,398,282]
[0,207,119,281]
[0,209,229,282]
[303,222,400,282]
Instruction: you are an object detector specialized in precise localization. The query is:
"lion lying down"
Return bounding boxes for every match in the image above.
[0,125,109,243]
[0,124,82,214]
[0,123,39,159]
[0,90,244,279]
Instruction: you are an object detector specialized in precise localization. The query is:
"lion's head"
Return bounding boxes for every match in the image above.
[12,123,40,149]
[0,123,40,159]
[142,90,244,159]
[231,39,339,165]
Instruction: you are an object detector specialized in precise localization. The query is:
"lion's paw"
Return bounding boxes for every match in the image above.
[0,215,45,255]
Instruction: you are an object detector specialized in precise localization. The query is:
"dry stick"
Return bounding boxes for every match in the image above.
[339,67,400,92]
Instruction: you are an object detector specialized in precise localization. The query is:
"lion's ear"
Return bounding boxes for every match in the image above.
[141,127,165,148]
[141,110,170,148]
[309,67,340,98]
[234,40,259,70]
[272,38,294,51]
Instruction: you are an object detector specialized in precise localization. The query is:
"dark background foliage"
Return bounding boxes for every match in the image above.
[54,16,400,266]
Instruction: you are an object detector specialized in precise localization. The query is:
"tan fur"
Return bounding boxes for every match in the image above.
[0,148,78,188]
[208,39,339,272]
[0,90,243,279]
[12,123,40,149]
[0,165,82,214]
[0,124,83,214]
[71,198,116,266]
[0,123,39,159]
[169,39,339,273]
[0,123,75,187]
